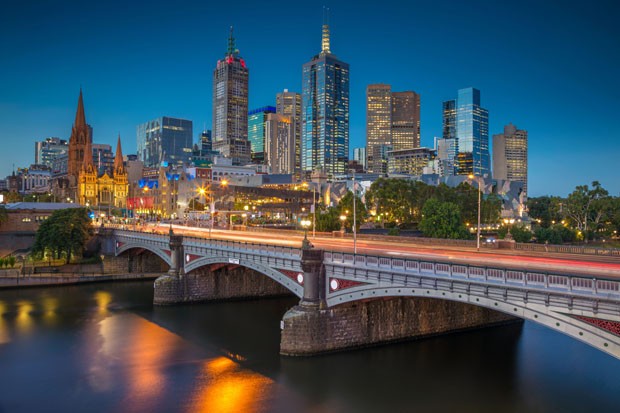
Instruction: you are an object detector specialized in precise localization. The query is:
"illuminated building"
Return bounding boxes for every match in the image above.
[137,117,193,168]
[493,123,528,196]
[265,113,294,174]
[276,90,301,178]
[248,106,276,164]
[453,87,489,177]
[366,84,420,173]
[212,27,251,166]
[301,17,349,177]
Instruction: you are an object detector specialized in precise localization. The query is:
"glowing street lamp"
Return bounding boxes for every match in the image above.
[301,219,311,249]
[340,214,347,233]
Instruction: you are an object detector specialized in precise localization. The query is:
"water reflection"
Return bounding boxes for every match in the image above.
[0,300,9,344]
[16,300,34,334]
[94,291,112,315]
[188,356,274,413]
[42,296,59,325]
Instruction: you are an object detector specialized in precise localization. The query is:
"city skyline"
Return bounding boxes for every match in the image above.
[1,0,618,196]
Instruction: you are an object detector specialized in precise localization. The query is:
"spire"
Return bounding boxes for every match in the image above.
[321,7,330,53]
[74,88,86,128]
[82,132,94,171]
[227,26,236,56]
[114,134,125,173]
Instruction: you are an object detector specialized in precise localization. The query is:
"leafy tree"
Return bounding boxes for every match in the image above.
[338,191,368,231]
[419,198,470,239]
[565,181,609,242]
[0,258,4,268]
[527,196,565,228]
[8,256,15,268]
[33,208,92,264]
[0,206,7,227]
[314,207,342,232]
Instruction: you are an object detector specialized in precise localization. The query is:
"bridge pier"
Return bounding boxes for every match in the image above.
[154,232,186,305]
[280,246,518,356]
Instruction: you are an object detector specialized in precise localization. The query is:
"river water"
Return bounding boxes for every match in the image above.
[0,281,619,413]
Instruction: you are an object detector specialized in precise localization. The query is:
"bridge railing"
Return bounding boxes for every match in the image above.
[181,234,302,258]
[514,242,620,256]
[324,251,620,299]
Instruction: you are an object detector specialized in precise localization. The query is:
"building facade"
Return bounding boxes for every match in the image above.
[212,28,251,166]
[248,106,276,164]
[493,123,528,196]
[454,87,489,177]
[387,147,434,176]
[35,137,68,168]
[276,90,302,178]
[366,84,420,173]
[353,147,367,171]
[265,113,294,174]
[301,20,349,177]
[67,90,92,198]
[136,116,193,168]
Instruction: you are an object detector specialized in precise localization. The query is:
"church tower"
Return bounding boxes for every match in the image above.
[68,89,91,197]
[113,135,128,208]
[78,126,97,206]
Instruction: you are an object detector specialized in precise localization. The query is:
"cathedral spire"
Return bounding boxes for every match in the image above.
[82,130,94,172]
[74,88,87,128]
[321,7,330,53]
[114,134,125,174]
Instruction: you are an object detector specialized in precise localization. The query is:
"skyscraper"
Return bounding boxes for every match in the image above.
[366,84,420,173]
[212,27,251,166]
[454,87,489,177]
[301,17,349,177]
[276,90,302,178]
[35,137,68,168]
[440,99,458,175]
[493,123,528,195]
[353,147,367,171]
[265,113,294,174]
[248,106,276,164]
[136,116,193,167]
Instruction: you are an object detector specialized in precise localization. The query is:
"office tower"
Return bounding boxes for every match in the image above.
[212,27,251,166]
[493,123,528,195]
[451,87,489,176]
[35,137,68,168]
[391,91,420,150]
[366,84,420,173]
[440,100,458,175]
[136,117,193,168]
[301,17,349,177]
[92,143,114,174]
[276,89,302,177]
[200,130,212,154]
[265,113,294,174]
[248,106,276,164]
[387,147,434,176]
[372,144,392,175]
[353,147,367,171]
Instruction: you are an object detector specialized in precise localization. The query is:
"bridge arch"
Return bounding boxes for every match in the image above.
[186,257,304,298]
[116,243,172,267]
[327,285,620,359]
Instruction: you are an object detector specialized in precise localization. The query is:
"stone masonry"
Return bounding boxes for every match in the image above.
[280,296,518,356]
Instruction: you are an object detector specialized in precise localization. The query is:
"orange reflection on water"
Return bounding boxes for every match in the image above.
[42,297,58,325]
[94,291,112,315]
[188,356,273,413]
[0,301,9,344]
[15,300,34,334]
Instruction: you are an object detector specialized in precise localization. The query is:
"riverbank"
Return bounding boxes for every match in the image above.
[0,272,160,288]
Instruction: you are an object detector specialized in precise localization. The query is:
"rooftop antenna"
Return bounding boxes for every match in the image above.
[322,6,330,53]
[227,26,235,56]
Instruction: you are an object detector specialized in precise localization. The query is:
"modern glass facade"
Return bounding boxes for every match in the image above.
[248,106,276,164]
[301,23,349,177]
[136,116,193,167]
[455,87,489,177]
[35,137,68,168]
[265,113,294,174]
[212,28,251,166]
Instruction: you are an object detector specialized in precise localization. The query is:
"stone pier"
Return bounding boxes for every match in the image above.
[280,245,517,356]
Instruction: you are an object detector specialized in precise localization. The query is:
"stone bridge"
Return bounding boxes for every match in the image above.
[103,229,620,359]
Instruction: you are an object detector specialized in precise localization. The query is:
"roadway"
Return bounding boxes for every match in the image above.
[141,223,620,279]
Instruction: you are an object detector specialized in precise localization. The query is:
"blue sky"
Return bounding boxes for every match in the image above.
[1,0,618,197]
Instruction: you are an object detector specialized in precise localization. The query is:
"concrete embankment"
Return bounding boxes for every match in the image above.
[0,272,160,288]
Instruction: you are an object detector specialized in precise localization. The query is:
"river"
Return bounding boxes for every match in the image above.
[0,281,619,412]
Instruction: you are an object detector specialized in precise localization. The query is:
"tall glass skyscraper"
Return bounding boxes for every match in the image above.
[276,90,302,178]
[440,100,457,175]
[454,87,489,177]
[301,19,349,177]
[248,106,276,164]
[212,27,251,166]
[136,116,193,167]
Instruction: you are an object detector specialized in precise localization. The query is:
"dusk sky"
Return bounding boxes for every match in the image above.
[1,0,618,197]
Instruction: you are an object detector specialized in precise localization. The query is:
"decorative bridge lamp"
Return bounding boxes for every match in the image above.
[339,214,347,234]
[301,219,312,249]
[468,174,482,251]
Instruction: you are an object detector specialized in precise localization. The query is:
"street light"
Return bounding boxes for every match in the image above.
[340,214,346,233]
[301,219,312,249]
[503,218,515,240]
[351,170,357,254]
[468,174,482,252]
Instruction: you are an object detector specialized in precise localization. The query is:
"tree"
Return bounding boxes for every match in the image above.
[0,206,7,228]
[314,207,342,232]
[498,224,532,243]
[419,198,470,239]
[338,191,368,231]
[527,196,565,228]
[32,208,92,264]
[565,181,609,242]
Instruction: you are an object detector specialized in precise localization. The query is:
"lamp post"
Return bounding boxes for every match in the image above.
[301,219,311,249]
[468,174,482,252]
[351,170,357,254]
[340,214,346,234]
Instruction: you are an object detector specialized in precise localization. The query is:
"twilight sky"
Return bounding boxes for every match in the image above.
[1,0,618,197]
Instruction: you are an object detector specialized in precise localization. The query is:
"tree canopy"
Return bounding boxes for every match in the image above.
[419,198,470,239]
[32,208,93,263]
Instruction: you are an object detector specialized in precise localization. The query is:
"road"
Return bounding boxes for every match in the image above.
[143,223,620,279]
